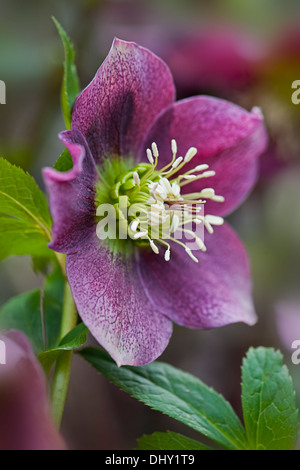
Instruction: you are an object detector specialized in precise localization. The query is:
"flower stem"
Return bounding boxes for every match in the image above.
[51,281,77,429]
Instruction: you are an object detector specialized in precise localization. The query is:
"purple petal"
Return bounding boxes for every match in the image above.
[141,96,267,216]
[0,331,66,450]
[66,234,173,366]
[71,38,175,162]
[138,223,256,329]
[43,130,98,254]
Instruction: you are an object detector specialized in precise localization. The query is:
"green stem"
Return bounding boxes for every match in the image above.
[51,281,77,429]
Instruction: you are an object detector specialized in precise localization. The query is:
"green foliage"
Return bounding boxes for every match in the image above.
[39,322,89,375]
[52,17,80,129]
[79,347,248,450]
[80,346,299,450]
[136,431,213,450]
[242,347,299,450]
[53,147,73,172]
[0,158,52,261]
[0,270,64,354]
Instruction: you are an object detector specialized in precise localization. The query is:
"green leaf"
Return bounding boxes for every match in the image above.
[53,147,73,172]
[136,431,213,450]
[0,270,64,354]
[39,322,89,374]
[0,158,52,261]
[242,347,299,450]
[52,17,80,129]
[79,347,248,450]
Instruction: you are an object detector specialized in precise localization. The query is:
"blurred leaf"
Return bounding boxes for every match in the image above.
[0,158,52,261]
[136,431,213,450]
[39,323,88,375]
[79,347,248,450]
[31,255,55,274]
[53,147,73,172]
[242,347,299,450]
[0,270,64,355]
[52,17,80,129]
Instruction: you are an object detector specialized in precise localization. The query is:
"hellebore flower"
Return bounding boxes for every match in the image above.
[43,39,267,366]
[0,330,66,450]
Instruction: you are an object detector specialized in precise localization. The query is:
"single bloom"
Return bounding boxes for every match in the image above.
[43,39,267,366]
[0,330,66,450]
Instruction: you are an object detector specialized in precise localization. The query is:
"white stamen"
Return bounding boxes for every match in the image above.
[184,147,197,162]
[172,156,183,169]
[170,213,180,233]
[205,215,224,226]
[130,219,140,232]
[164,248,170,261]
[133,231,148,239]
[195,237,207,252]
[151,142,159,158]
[133,171,140,186]
[194,164,209,172]
[181,174,197,180]
[171,139,177,155]
[130,139,224,263]
[202,170,216,178]
[204,220,214,234]
[198,188,224,202]
[171,182,181,197]
[185,248,199,263]
[199,188,215,198]
[212,195,225,203]
[159,177,172,194]
[150,239,159,254]
[146,148,154,165]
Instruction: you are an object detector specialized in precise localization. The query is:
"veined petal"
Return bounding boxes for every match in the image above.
[141,96,267,216]
[0,331,66,450]
[42,130,98,254]
[66,234,173,366]
[138,223,256,329]
[72,38,175,163]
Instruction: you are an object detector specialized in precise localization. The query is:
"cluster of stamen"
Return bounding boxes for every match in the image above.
[124,140,224,262]
[97,139,225,262]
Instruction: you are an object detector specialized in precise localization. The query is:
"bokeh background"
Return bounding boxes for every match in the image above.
[0,0,300,449]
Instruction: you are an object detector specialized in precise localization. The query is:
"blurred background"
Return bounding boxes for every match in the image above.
[0,0,300,449]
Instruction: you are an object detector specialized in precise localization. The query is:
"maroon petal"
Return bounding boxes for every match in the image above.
[138,223,256,329]
[66,234,173,366]
[141,96,267,216]
[0,331,66,450]
[71,38,175,163]
[43,130,98,254]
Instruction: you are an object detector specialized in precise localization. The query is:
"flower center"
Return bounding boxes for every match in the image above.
[95,140,224,262]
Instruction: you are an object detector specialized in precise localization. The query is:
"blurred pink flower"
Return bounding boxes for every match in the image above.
[275,301,300,351]
[0,330,66,450]
[161,26,300,180]
[164,27,264,98]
